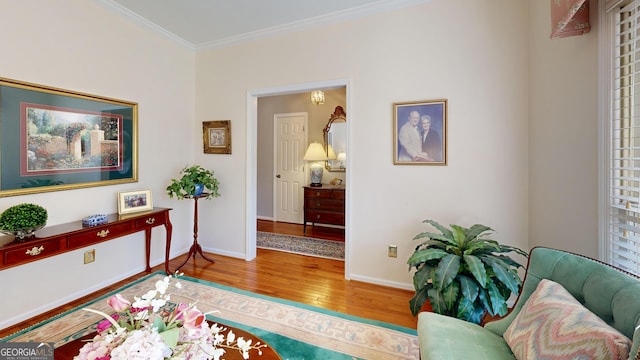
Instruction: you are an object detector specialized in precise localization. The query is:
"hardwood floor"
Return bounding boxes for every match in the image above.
[257,219,344,242]
[0,249,417,339]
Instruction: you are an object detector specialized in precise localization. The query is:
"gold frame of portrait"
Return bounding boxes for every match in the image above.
[202,120,231,154]
[393,99,447,166]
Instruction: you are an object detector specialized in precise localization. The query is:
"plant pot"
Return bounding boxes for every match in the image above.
[193,184,205,197]
[0,224,45,242]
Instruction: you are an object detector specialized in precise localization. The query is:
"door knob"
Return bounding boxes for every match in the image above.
[276,174,281,178]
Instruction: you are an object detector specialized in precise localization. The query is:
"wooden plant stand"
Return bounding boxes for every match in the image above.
[174,194,215,271]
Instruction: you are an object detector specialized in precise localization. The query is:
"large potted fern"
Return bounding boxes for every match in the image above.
[407,219,527,324]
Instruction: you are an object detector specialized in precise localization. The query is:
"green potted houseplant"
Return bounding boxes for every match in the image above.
[407,219,528,324]
[166,164,221,200]
[0,203,48,240]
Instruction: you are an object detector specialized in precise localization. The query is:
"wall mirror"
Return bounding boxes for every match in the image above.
[323,106,347,172]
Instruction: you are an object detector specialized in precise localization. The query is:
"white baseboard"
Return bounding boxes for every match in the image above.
[197,245,245,260]
[349,274,414,291]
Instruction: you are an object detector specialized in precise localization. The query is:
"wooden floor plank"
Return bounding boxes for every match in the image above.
[258,219,344,242]
[0,249,417,339]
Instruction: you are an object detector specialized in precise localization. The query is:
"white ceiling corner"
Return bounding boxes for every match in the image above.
[96,0,431,51]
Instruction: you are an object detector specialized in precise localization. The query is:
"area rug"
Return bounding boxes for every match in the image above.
[257,231,345,260]
[2,272,418,359]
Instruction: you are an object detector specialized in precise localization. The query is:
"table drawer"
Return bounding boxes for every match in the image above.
[331,190,345,200]
[306,198,344,212]
[306,211,345,226]
[305,188,332,199]
[68,222,132,248]
[4,238,62,266]
[135,213,165,229]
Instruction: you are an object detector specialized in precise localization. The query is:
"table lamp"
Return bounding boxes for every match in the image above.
[337,151,346,169]
[303,142,328,187]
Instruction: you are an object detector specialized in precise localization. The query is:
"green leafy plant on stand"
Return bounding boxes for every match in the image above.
[166,164,221,200]
[407,219,528,324]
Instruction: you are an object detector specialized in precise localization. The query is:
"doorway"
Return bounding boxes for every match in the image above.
[246,79,351,278]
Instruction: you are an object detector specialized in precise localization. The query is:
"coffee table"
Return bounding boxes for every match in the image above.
[55,322,281,359]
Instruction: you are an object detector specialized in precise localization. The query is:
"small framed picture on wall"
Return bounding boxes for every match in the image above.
[203,120,231,154]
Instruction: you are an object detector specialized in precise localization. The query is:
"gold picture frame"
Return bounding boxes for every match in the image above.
[0,77,138,197]
[117,189,153,215]
[203,120,231,154]
[393,99,447,165]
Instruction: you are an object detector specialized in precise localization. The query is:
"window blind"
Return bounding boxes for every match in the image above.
[607,0,625,12]
[609,1,640,274]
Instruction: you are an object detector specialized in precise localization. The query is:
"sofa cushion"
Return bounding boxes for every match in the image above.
[418,312,516,360]
[503,279,632,360]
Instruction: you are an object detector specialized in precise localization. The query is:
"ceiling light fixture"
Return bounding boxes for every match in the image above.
[310,90,325,105]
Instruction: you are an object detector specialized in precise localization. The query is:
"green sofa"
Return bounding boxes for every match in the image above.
[417,247,640,359]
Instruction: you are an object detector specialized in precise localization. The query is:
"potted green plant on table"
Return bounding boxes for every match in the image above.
[0,203,48,241]
[166,164,220,200]
[407,219,527,324]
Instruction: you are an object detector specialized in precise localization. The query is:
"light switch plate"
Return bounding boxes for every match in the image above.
[84,249,95,264]
[388,245,397,258]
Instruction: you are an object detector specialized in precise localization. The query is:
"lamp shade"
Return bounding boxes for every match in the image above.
[303,142,328,161]
[326,144,337,160]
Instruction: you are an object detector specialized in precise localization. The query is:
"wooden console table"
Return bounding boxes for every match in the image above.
[303,185,345,233]
[0,207,173,274]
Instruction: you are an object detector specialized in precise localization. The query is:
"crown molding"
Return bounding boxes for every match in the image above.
[95,0,196,51]
[96,0,431,52]
[196,0,431,51]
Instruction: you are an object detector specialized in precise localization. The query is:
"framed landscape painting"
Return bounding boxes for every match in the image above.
[0,78,138,197]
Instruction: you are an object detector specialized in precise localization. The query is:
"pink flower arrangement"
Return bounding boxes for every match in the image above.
[74,274,265,360]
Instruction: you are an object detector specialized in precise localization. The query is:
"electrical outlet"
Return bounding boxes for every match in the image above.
[84,249,95,264]
[388,245,397,258]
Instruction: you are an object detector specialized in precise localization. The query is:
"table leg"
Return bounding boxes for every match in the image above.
[145,229,152,273]
[164,215,173,275]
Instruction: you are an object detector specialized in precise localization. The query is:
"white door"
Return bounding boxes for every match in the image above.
[274,113,307,224]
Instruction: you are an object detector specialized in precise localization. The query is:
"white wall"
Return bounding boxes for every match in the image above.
[0,0,600,329]
[528,0,599,258]
[0,0,196,328]
[195,0,530,288]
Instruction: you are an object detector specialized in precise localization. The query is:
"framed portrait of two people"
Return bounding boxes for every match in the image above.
[393,99,447,165]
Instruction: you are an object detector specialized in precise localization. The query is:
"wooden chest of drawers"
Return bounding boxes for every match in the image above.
[303,185,345,232]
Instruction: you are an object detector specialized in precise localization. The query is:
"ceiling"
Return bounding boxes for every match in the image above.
[99,0,428,50]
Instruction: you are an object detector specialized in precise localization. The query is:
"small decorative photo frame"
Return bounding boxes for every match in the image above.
[203,120,231,154]
[117,189,153,215]
[393,99,447,165]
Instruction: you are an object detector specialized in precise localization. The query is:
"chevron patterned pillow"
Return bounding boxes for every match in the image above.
[503,279,631,360]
